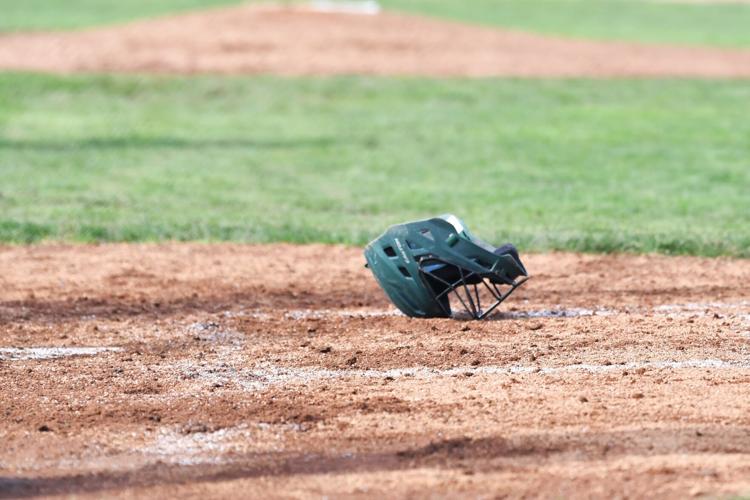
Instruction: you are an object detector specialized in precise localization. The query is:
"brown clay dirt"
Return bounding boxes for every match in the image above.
[2,4,750,78]
[1,243,750,498]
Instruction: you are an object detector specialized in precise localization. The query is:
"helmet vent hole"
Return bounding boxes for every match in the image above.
[419,228,434,241]
[398,266,412,278]
[383,246,397,257]
[406,239,422,250]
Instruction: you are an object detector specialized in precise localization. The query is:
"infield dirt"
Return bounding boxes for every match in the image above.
[2,4,750,77]
[2,243,750,498]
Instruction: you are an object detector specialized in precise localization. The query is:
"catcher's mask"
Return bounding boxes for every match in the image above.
[364,214,528,319]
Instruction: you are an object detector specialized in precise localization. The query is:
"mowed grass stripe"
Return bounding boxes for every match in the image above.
[1,74,749,255]
[0,0,245,32]
[383,0,750,48]
[3,0,750,49]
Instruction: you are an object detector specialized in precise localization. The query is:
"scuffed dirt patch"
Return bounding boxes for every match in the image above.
[2,4,750,77]
[1,243,750,498]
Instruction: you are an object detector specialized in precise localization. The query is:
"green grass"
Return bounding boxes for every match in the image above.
[0,0,245,31]
[2,0,750,48]
[383,0,750,48]
[1,73,749,256]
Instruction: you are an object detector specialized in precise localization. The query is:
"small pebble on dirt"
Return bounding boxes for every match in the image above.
[181,423,209,434]
[527,323,543,331]
[38,425,51,432]
[471,359,481,366]
[319,346,332,353]
[578,395,589,403]
[346,356,357,366]
[632,392,645,399]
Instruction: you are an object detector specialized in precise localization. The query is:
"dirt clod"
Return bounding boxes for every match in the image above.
[181,423,209,434]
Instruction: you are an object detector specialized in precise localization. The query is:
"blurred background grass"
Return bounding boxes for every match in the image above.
[0,0,242,31]
[2,0,750,48]
[1,1,749,254]
[383,0,750,48]
[2,74,749,255]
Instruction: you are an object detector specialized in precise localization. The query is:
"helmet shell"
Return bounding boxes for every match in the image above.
[364,215,527,318]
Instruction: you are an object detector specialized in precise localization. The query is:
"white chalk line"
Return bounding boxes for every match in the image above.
[0,347,122,360]
[232,358,750,391]
[283,308,404,320]
[276,307,611,320]
[3,302,747,363]
[264,301,750,323]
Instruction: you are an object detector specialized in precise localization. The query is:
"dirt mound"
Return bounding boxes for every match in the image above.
[2,4,750,77]
[2,243,750,497]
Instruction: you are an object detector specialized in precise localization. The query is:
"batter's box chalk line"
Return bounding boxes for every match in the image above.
[272,301,750,322]
[236,358,750,391]
[0,346,122,360]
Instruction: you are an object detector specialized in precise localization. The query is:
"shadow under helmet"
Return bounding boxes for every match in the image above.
[364,214,528,319]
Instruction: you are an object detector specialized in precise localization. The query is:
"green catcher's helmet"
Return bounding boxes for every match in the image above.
[364,214,528,319]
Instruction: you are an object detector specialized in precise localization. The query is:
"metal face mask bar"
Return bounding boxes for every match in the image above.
[417,256,529,320]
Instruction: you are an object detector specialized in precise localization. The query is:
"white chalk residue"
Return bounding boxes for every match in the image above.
[0,347,122,360]
[653,301,750,313]
[284,308,403,320]
[188,322,245,345]
[234,301,750,325]
[504,307,615,319]
[141,426,250,466]
[233,358,750,391]
[284,307,614,321]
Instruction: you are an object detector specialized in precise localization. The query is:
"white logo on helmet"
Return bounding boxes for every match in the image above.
[394,239,410,264]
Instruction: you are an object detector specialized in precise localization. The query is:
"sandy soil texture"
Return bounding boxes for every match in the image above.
[1,243,750,498]
[2,4,750,77]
